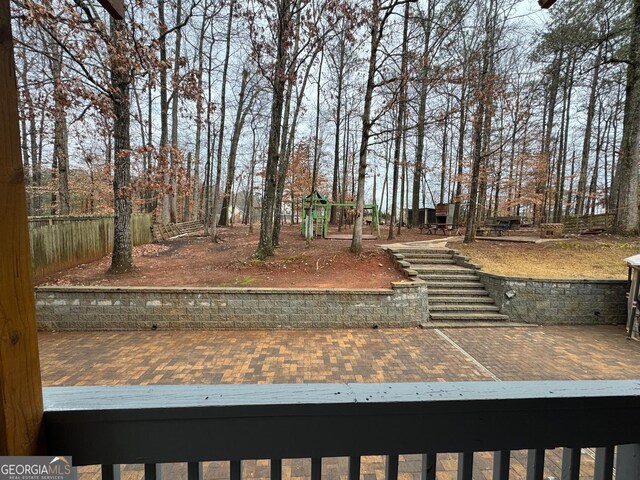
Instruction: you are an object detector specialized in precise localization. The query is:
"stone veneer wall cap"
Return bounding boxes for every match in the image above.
[35,285,398,295]
[475,271,626,284]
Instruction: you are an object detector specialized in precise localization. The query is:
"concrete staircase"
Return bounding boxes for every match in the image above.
[389,247,509,323]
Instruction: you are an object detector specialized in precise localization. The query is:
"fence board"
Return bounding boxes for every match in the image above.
[29,214,152,280]
[563,213,613,232]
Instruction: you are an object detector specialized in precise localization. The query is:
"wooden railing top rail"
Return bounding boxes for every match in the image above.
[44,380,640,467]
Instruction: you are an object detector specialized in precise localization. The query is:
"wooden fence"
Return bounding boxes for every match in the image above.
[562,212,614,232]
[29,214,153,280]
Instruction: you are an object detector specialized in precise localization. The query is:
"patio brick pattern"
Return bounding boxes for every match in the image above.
[39,325,640,479]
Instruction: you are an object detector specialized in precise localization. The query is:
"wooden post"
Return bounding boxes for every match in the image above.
[0,0,45,455]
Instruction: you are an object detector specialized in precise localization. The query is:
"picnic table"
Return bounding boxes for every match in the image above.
[477,220,511,237]
[421,223,462,236]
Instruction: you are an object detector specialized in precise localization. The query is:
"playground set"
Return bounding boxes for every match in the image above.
[300,191,381,240]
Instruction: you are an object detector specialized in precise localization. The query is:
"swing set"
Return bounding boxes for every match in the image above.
[300,191,381,240]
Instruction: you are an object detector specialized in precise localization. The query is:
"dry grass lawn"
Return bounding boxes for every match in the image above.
[451,237,640,279]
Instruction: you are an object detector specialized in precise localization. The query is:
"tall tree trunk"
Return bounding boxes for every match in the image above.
[380,139,391,223]
[192,16,206,221]
[220,68,251,226]
[439,100,450,205]
[564,150,576,217]
[273,13,318,245]
[588,103,604,215]
[273,25,319,245]
[245,126,257,229]
[211,1,234,241]
[203,40,215,235]
[311,50,324,195]
[159,0,170,224]
[351,0,384,254]
[388,1,410,240]
[535,50,562,225]
[330,36,346,224]
[412,0,434,227]
[553,56,572,222]
[607,81,623,211]
[614,14,640,233]
[255,0,293,259]
[464,100,485,243]
[28,82,40,214]
[506,89,520,215]
[492,108,504,219]
[464,0,495,243]
[553,57,573,221]
[398,130,407,235]
[133,76,148,211]
[339,110,351,231]
[16,45,31,213]
[183,152,191,221]
[50,42,69,215]
[452,80,467,225]
[516,123,528,217]
[475,1,499,227]
[272,23,298,245]
[476,74,495,224]
[168,0,183,223]
[575,47,602,217]
[109,17,133,273]
[389,106,401,240]
[146,74,153,213]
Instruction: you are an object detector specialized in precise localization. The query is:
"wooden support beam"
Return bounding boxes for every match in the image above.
[97,0,124,19]
[0,0,45,455]
[538,0,558,8]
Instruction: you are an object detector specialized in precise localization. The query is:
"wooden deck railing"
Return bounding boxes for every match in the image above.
[43,380,640,479]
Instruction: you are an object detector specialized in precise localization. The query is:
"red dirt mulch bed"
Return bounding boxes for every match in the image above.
[37,224,435,289]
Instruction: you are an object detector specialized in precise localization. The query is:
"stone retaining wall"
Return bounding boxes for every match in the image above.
[477,272,627,325]
[36,282,428,331]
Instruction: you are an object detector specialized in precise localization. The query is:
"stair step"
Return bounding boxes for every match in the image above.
[428,289,490,296]
[394,249,456,255]
[404,258,456,263]
[419,275,480,282]
[428,296,494,304]
[389,245,511,323]
[414,267,474,274]
[401,253,454,259]
[403,257,456,265]
[412,257,467,268]
[429,312,510,322]
[406,259,456,265]
[429,304,501,312]
[423,281,485,288]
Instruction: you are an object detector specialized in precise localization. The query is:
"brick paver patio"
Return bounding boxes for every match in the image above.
[39,325,640,480]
